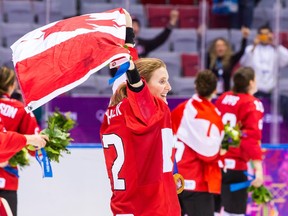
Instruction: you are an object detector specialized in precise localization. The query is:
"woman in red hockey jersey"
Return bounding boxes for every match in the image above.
[171,70,224,216]
[215,67,264,216]
[101,57,180,216]
[0,118,46,216]
[100,11,180,216]
[0,66,42,216]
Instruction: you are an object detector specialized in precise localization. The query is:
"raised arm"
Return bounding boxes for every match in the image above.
[232,27,249,66]
[124,9,143,90]
[138,9,179,54]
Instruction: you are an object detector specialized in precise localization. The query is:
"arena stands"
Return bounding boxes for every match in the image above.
[1,0,288,96]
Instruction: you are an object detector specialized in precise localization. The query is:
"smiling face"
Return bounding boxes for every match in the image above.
[147,67,171,104]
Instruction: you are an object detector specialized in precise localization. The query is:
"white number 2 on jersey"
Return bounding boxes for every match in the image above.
[222,113,237,127]
[102,129,174,190]
[102,134,125,190]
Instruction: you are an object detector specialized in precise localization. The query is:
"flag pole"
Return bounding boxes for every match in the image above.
[43,0,51,127]
[271,0,281,144]
[200,0,208,70]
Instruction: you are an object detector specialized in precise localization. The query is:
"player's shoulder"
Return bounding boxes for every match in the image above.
[216,91,239,105]
[171,98,190,118]
[239,94,264,112]
[239,93,260,104]
[216,92,260,106]
[216,91,230,101]
[10,99,25,108]
[0,98,24,108]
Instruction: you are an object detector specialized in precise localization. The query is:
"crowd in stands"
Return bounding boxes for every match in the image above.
[1,2,288,215]
[1,0,288,97]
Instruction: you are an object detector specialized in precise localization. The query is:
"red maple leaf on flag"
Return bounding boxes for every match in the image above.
[42,14,126,39]
[192,99,223,137]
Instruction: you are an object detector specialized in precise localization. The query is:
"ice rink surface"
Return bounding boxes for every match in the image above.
[18,148,113,216]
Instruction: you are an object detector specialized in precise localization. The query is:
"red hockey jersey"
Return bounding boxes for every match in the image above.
[0,119,26,161]
[171,94,224,194]
[215,91,264,170]
[0,97,39,190]
[100,81,180,216]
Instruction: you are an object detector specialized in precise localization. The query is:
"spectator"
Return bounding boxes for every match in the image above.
[240,24,288,98]
[133,9,179,57]
[207,26,250,94]
[215,67,264,216]
[171,70,224,216]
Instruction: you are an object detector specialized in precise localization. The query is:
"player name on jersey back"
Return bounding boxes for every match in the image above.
[0,103,18,119]
[221,95,240,106]
[105,102,123,125]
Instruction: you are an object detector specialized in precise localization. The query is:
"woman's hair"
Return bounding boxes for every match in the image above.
[110,58,166,106]
[208,38,233,70]
[195,70,217,98]
[232,67,255,94]
[0,66,15,95]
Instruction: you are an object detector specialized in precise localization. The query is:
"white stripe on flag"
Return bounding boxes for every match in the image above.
[11,11,126,63]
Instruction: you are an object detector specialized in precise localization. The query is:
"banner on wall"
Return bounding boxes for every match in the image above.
[250,148,288,216]
[48,96,288,144]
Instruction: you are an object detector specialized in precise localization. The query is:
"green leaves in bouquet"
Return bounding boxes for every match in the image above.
[9,148,30,168]
[40,109,76,163]
[221,123,241,150]
[248,185,273,204]
[47,110,75,131]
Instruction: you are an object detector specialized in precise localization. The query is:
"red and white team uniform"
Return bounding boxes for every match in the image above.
[0,96,39,191]
[215,91,264,171]
[171,94,224,194]
[100,81,180,216]
[0,119,26,161]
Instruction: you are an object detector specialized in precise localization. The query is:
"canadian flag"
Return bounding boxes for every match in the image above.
[172,94,224,157]
[11,8,130,112]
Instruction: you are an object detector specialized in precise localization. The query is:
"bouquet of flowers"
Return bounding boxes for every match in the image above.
[221,123,241,150]
[9,109,76,166]
[9,148,30,167]
[248,185,273,205]
[39,110,76,162]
